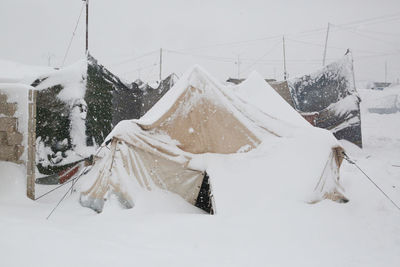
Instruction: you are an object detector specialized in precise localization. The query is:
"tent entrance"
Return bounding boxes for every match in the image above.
[195,172,214,214]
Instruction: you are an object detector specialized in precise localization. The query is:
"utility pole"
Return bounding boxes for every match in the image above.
[47,54,54,67]
[322,22,330,66]
[159,48,163,82]
[44,53,54,67]
[86,0,89,53]
[82,0,89,54]
[283,36,287,80]
[237,55,241,79]
[385,61,387,83]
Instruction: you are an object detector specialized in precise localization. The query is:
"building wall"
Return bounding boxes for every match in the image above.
[0,92,24,163]
[0,85,36,199]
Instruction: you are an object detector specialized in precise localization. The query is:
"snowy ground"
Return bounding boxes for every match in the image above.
[1,90,400,267]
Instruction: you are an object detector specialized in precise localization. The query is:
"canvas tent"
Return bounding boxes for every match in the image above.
[79,66,348,214]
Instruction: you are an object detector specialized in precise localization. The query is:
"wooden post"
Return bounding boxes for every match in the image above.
[27,89,37,200]
[86,0,89,53]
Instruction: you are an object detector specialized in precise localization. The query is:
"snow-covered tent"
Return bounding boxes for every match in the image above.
[288,53,362,147]
[32,54,177,178]
[79,66,348,213]
[32,54,138,176]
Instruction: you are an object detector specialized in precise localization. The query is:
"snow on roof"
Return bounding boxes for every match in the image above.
[34,58,87,102]
[0,58,53,84]
[0,83,34,91]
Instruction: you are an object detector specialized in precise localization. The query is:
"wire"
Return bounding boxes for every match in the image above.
[353,51,400,60]
[111,49,159,66]
[171,12,400,52]
[165,49,238,62]
[332,24,400,51]
[175,35,283,52]
[336,12,400,28]
[342,152,400,211]
[35,173,78,201]
[61,2,85,67]
[46,174,84,220]
[121,63,158,76]
[240,40,282,74]
[340,27,400,38]
[285,37,387,55]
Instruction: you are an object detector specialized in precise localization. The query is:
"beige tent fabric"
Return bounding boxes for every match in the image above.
[267,80,295,107]
[140,86,260,154]
[80,137,205,212]
[313,146,347,203]
[80,66,347,213]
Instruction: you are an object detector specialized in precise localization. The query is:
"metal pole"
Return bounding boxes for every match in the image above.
[86,0,89,54]
[159,48,162,81]
[385,61,387,83]
[322,22,330,66]
[283,36,287,80]
[237,55,241,79]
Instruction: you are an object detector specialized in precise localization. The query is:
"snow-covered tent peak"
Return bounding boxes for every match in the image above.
[138,65,223,125]
[170,64,224,95]
[233,70,311,128]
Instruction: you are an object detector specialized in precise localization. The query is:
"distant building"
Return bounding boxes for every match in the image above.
[371,82,391,90]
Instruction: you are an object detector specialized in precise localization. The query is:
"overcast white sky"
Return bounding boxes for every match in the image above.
[0,0,399,85]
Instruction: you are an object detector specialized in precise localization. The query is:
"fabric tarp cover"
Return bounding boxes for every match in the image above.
[79,66,346,213]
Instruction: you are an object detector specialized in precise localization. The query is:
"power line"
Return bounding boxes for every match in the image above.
[332,24,400,51]
[170,12,400,53]
[353,51,400,60]
[339,27,400,38]
[61,2,85,67]
[285,37,392,55]
[175,35,283,52]
[110,49,159,66]
[336,12,400,28]
[121,62,158,76]
[240,39,282,75]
